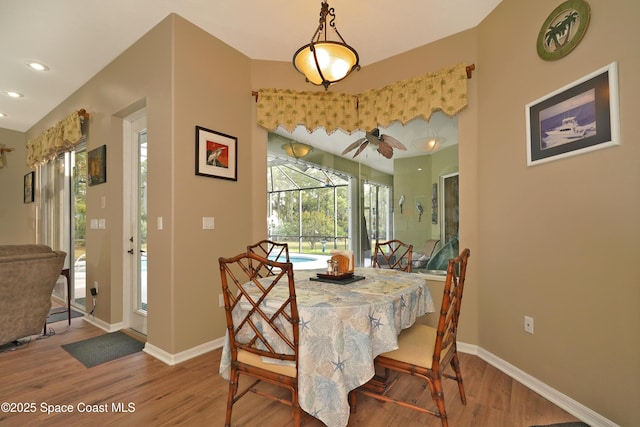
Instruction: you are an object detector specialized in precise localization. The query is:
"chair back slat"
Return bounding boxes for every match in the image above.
[219,252,299,363]
[247,240,290,277]
[432,248,470,369]
[373,240,414,272]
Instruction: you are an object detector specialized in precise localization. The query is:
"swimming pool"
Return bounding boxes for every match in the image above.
[268,253,330,270]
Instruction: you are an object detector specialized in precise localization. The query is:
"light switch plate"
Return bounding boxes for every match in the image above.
[202,217,215,230]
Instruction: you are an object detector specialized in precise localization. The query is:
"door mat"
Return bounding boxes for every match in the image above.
[61,331,145,368]
[47,308,84,323]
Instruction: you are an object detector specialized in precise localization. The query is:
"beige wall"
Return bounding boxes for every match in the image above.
[0,128,32,243]
[394,146,459,247]
[0,0,637,424]
[475,1,639,425]
[15,14,253,355]
[21,15,175,337]
[169,16,253,353]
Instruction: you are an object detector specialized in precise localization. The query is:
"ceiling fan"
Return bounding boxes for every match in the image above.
[342,128,407,159]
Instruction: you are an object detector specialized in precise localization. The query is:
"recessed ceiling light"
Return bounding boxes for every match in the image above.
[4,91,24,98]
[0,113,7,118]
[26,61,49,71]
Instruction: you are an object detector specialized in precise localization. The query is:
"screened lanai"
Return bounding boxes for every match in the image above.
[267,154,392,263]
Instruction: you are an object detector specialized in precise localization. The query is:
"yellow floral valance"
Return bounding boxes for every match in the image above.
[257,62,469,134]
[26,109,87,167]
[256,89,359,135]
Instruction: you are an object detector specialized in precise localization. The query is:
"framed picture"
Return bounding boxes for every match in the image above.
[431,183,438,224]
[526,62,620,166]
[23,171,35,203]
[195,126,237,181]
[88,145,107,186]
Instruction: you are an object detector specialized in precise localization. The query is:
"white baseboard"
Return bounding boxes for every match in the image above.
[457,343,618,427]
[81,315,123,333]
[143,337,225,366]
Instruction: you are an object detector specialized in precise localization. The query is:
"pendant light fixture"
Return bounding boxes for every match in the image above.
[292,1,360,90]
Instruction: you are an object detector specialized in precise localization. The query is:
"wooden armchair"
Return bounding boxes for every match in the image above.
[373,239,414,272]
[218,252,302,427]
[247,239,290,277]
[352,248,471,427]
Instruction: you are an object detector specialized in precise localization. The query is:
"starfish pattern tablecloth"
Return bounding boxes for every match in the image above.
[219,267,435,427]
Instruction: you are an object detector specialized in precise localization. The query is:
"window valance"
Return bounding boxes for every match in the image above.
[26,109,88,167]
[256,62,469,134]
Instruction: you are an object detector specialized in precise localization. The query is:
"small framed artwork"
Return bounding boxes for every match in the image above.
[431,183,438,224]
[526,62,620,166]
[195,126,237,181]
[88,145,107,186]
[23,171,35,203]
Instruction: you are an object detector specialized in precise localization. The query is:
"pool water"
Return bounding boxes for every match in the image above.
[268,254,330,270]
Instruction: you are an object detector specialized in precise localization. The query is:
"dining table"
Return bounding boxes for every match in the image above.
[219,266,435,427]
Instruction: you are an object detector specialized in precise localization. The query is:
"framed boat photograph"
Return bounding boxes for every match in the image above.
[195,125,237,181]
[525,62,620,166]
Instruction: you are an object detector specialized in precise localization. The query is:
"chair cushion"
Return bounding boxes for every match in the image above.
[379,324,437,369]
[412,253,431,268]
[237,349,297,378]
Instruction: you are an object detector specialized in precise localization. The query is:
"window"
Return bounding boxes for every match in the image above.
[266,114,459,270]
[38,144,87,307]
[268,157,350,254]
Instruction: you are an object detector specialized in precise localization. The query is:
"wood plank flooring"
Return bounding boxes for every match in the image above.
[0,316,582,426]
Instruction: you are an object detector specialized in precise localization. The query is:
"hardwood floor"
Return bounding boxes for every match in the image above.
[0,316,582,427]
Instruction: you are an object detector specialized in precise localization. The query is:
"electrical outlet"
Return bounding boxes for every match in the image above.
[219,294,224,307]
[524,315,534,334]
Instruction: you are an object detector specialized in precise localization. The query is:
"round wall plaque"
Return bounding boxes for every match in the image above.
[537,0,591,61]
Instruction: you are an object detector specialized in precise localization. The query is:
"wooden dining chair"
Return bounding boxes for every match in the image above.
[373,239,414,272]
[218,252,302,427]
[247,239,290,277]
[352,248,471,427]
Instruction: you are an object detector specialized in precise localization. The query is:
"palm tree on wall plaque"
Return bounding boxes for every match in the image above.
[544,11,579,50]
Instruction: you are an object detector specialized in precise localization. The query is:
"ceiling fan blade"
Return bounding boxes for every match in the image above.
[353,140,369,158]
[377,141,394,159]
[381,134,407,150]
[342,138,366,154]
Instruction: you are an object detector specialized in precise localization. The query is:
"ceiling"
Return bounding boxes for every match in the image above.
[0,0,501,134]
[1,1,497,174]
[271,112,458,175]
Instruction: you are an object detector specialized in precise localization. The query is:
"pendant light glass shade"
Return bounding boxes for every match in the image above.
[293,2,360,89]
[293,42,359,87]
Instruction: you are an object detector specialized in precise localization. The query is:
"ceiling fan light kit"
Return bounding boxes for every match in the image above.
[413,135,445,153]
[293,1,360,90]
[282,141,314,159]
